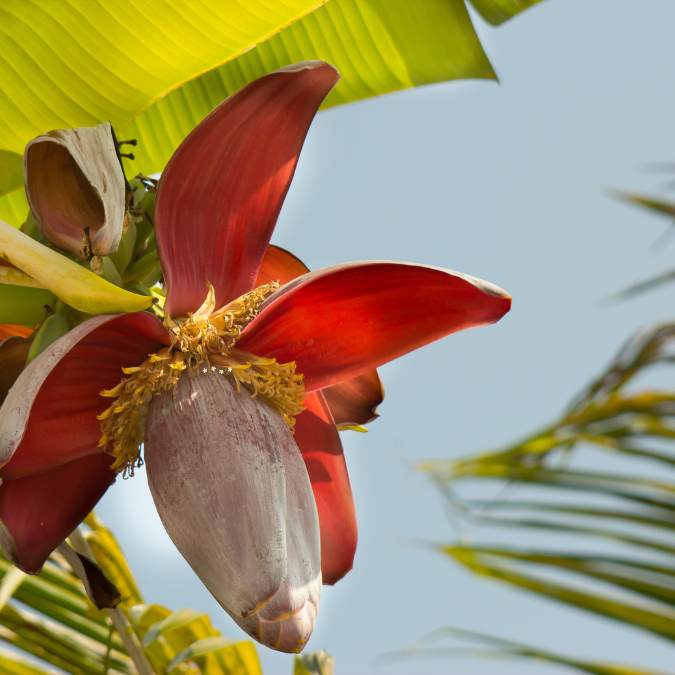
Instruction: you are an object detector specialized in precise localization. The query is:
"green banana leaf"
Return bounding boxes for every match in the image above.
[0,284,53,326]
[0,0,542,225]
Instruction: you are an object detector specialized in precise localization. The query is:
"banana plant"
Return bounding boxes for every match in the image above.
[0,62,513,655]
[0,2,540,667]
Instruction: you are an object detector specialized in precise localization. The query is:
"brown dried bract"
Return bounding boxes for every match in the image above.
[24,122,125,259]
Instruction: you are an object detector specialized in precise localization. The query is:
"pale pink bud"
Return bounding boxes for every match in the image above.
[145,370,321,653]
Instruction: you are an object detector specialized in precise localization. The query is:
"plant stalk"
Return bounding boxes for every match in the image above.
[68,528,154,675]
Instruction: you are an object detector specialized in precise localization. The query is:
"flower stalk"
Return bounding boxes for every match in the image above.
[67,528,154,675]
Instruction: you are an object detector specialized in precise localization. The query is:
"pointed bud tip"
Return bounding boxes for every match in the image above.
[238,582,319,653]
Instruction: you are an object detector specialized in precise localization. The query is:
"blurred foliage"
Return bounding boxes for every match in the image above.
[388,626,664,675]
[414,183,675,672]
[294,651,335,675]
[0,285,53,327]
[0,512,326,674]
[611,191,675,301]
[421,320,675,672]
[0,0,542,225]
[0,513,260,674]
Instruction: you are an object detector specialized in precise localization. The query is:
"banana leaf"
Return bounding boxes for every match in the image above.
[0,0,542,224]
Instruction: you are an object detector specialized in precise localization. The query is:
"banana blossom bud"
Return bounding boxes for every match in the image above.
[24,122,125,259]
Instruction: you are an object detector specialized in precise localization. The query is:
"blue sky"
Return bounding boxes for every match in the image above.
[99,2,675,673]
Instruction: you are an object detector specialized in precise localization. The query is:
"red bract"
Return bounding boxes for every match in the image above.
[0,62,510,652]
[0,324,33,340]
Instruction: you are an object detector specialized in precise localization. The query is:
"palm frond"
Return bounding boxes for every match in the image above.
[0,514,266,674]
[421,322,675,671]
[610,192,675,300]
[386,626,666,675]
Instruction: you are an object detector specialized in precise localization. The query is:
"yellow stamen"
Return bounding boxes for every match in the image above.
[212,351,305,428]
[162,282,280,364]
[336,424,369,433]
[97,347,183,477]
[99,282,304,476]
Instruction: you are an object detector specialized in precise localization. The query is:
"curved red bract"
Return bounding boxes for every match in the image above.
[155,63,339,317]
[239,261,511,392]
[295,392,357,585]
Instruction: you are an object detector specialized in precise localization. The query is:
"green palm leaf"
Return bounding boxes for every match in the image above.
[388,627,664,675]
[0,514,268,674]
[609,191,675,300]
[0,514,331,673]
[422,322,675,671]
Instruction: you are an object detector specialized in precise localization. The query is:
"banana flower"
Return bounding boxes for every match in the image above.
[0,62,510,652]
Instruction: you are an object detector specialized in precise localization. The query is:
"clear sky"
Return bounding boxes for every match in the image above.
[99,2,675,673]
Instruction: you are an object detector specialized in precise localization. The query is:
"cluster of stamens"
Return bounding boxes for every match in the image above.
[98,348,186,476]
[97,282,305,477]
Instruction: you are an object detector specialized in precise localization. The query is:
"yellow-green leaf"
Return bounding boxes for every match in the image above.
[166,637,261,674]
[83,524,144,609]
[0,0,326,159]
[141,609,209,647]
[0,151,22,196]
[443,548,675,642]
[0,649,49,675]
[0,190,28,228]
[0,0,541,223]
[0,568,26,612]
[0,557,126,654]
[469,0,543,26]
[122,0,496,175]
[0,284,53,326]
[26,310,72,362]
